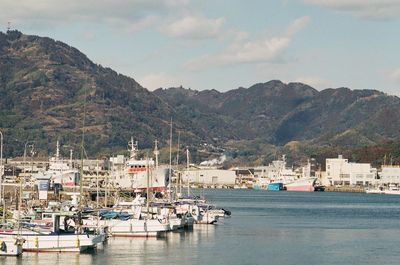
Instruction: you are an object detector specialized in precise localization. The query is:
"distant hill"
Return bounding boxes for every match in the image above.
[1,30,400,165]
[0,30,208,157]
[155,82,400,147]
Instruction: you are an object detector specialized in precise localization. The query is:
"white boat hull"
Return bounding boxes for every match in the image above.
[0,230,105,253]
[0,235,23,256]
[84,219,170,238]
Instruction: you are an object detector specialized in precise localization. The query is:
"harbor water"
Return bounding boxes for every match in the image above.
[2,189,400,265]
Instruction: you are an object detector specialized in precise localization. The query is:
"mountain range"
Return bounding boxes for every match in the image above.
[1,30,400,166]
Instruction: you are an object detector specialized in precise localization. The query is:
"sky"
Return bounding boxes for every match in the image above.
[0,0,400,95]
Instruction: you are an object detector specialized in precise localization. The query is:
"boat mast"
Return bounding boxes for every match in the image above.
[152,139,159,192]
[96,160,99,209]
[186,148,190,196]
[154,139,159,172]
[0,130,4,223]
[168,118,172,201]
[146,156,150,228]
[105,163,109,207]
[176,131,181,196]
[79,83,87,212]
[128,137,139,192]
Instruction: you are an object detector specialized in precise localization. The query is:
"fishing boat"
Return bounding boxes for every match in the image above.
[267,182,284,191]
[383,184,400,195]
[0,234,24,256]
[365,187,385,194]
[33,141,79,188]
[110,138,168,192]
[0,214,105,253]
[285,177,318,192]
[253,177,270,190]
[175,200,219,224]
[83,208,170,238]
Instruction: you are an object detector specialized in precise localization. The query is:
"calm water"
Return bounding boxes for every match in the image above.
[2,190,400,265]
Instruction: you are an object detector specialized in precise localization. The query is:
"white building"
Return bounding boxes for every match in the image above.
[379,166,400,185]
[180,169,236,186]
[326,155,377,186]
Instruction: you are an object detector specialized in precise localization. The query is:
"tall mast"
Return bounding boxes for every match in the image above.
[168,118,172,200]
[154,139,159,172]
[0,131,4,223]
[153,139,159,191]
[186,148,190,196]
[176,131,181,195]
[146,156,150,225]
[79,83,87,210]
[176,131,180,165]
[96,160,99,208]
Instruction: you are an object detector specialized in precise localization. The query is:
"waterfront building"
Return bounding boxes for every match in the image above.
[326,155,377,186]
[181,168,237,186]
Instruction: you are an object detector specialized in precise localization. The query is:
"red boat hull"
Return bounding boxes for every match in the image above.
[285,184,315,192]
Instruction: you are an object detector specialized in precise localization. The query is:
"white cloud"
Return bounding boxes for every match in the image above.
[304,0,400,20]
[139,72,184,90]
[0,0,189,31]
[82,31,95,41]
[186,16,310,70]
[389,68,400,83]
[161,16,225,39]
[286,16,311,36]
[105,15,159,33]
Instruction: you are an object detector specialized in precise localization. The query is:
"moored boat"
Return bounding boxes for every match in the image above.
[110,138,168,192]
[0,234,24,256]
[285,177,318,192]
[0,214,105,253]
[267,182,284,191]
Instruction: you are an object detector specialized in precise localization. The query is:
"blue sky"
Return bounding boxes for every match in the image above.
[1,0,400,95]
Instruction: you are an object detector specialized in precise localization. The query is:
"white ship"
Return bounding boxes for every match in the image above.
[34,141,79,188]
[285,177,318,192]
[110,138,168,192]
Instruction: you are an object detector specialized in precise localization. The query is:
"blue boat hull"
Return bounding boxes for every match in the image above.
[267,183,284,191]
